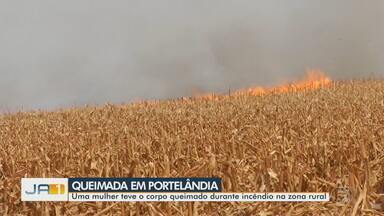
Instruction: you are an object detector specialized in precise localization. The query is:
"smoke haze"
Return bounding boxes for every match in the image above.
[1,0,383,110]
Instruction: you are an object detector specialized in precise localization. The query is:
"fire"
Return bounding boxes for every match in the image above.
[194,69,331,100]
[140,70,332,102]
[238,69,331,96]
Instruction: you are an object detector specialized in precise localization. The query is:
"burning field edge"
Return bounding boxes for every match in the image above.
[0,79,384,215]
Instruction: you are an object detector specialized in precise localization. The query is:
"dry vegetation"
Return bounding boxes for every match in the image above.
[1,80,384,215]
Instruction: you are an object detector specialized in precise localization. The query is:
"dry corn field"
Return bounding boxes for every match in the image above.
[1,80,384,215]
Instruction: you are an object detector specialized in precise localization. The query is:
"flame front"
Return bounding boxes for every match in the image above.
[136,70,332,103]
[196,69,331,100]
[237,69,331,96]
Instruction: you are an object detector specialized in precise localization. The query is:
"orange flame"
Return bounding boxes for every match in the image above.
[195,69,331,100]
[238,69,331,96]
[134,70,332,103]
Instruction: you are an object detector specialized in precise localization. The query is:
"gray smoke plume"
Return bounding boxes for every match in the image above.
[0,0,383,111]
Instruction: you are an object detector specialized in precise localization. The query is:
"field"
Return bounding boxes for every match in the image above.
[1,80,384,215]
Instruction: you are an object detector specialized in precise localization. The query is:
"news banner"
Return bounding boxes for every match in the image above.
[21,178,329,202]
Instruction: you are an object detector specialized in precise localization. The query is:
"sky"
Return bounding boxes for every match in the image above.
[0,0,383,110]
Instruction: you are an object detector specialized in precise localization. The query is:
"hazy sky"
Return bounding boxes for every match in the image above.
[0,0,383,110]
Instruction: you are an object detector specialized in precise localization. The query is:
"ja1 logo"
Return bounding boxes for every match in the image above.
[21,178,68,201]
[25,184,65,195]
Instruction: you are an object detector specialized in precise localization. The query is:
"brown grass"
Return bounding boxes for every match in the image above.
[0,80,384,215]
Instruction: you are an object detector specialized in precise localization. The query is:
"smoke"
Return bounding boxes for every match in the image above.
[0,0,383,110]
